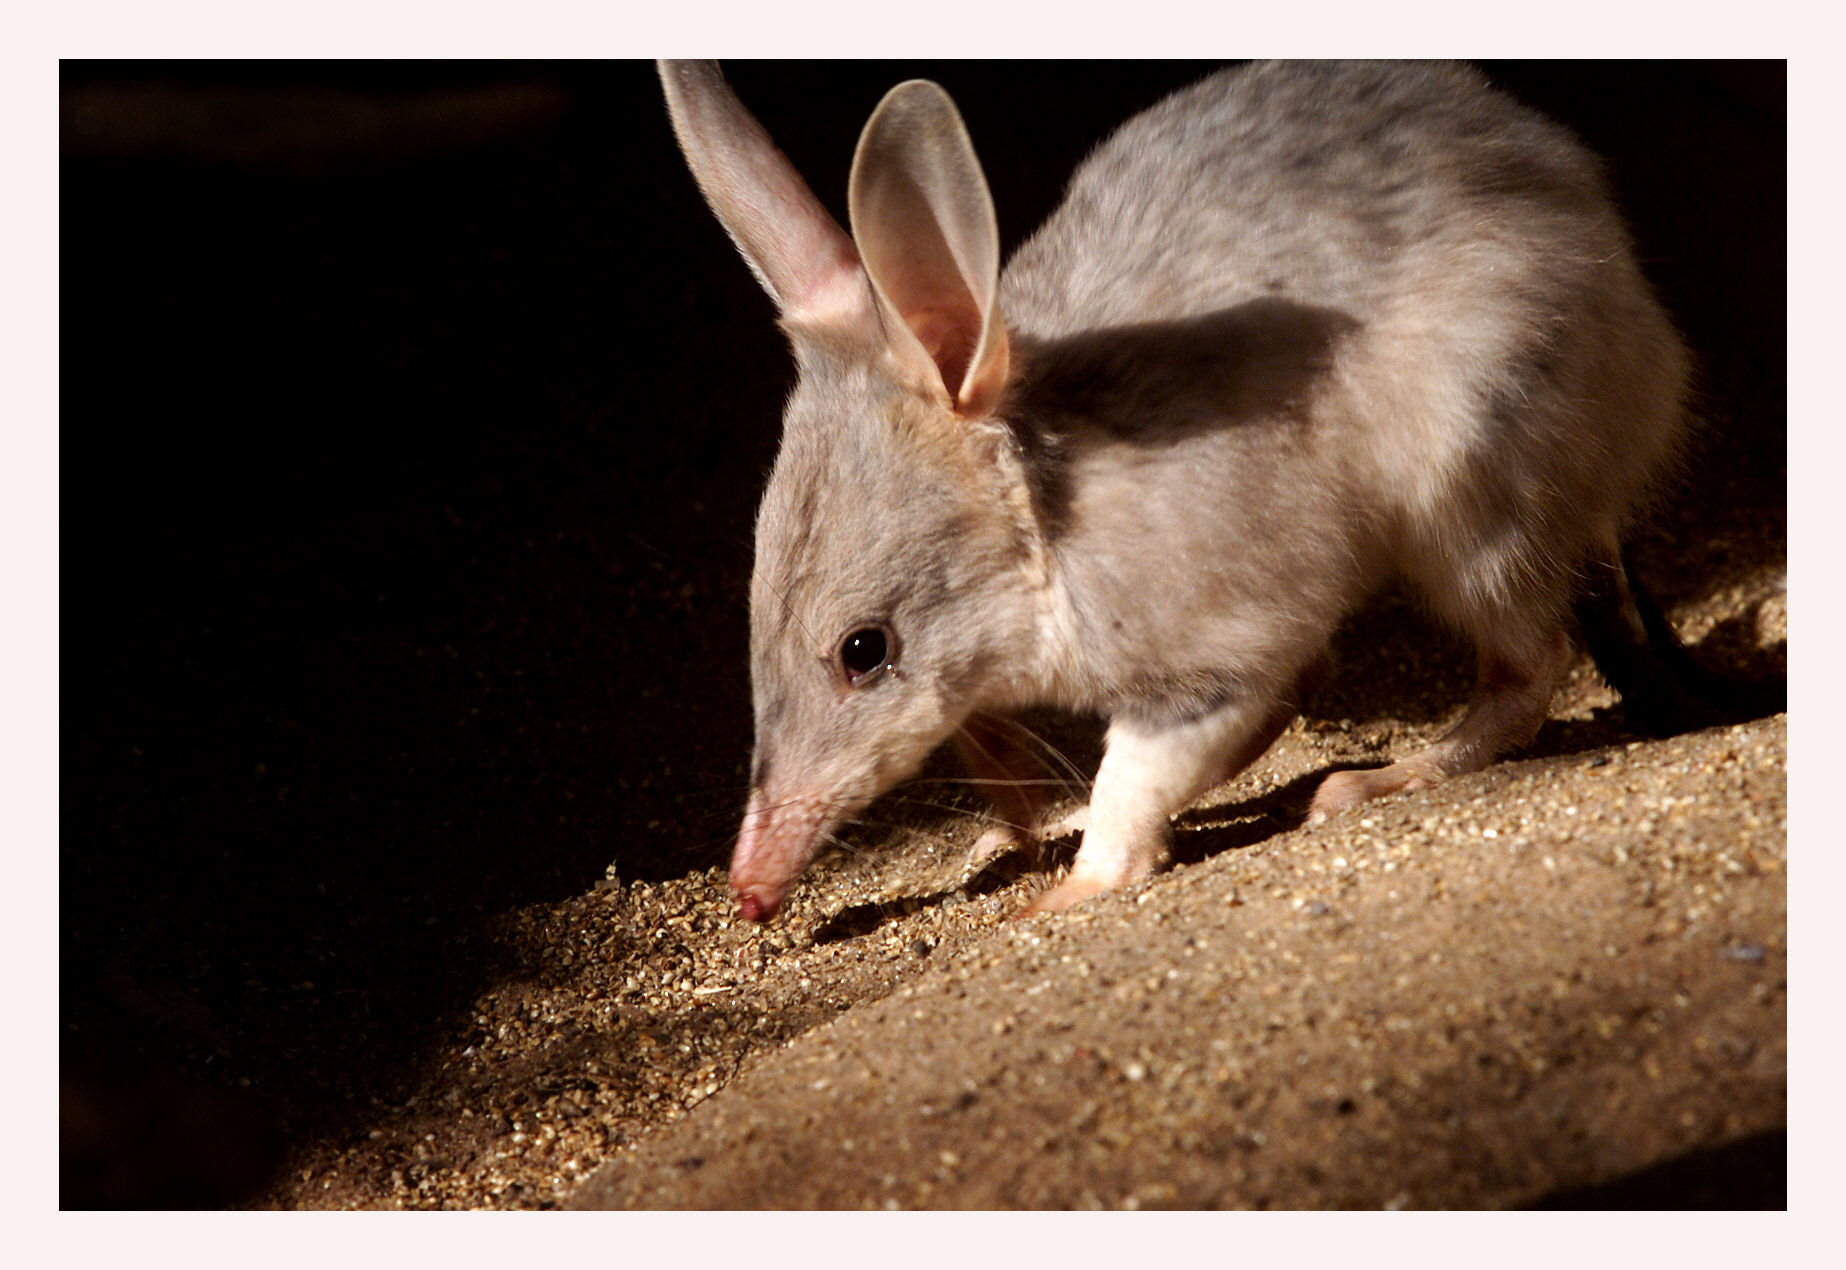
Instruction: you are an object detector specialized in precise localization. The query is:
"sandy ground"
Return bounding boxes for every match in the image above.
[60,62,1787,1211]
[570,716,1788,1210]
[253,596,1789,1211]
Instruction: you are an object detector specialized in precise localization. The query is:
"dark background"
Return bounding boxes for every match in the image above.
[59,61,1785,1207]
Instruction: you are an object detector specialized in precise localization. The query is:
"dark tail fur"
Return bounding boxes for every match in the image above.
[1573,549,1786,737]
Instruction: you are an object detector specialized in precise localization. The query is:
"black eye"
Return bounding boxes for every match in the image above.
[838,626,891,686]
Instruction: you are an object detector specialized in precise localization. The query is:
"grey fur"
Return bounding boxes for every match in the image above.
[658,60,1690,920]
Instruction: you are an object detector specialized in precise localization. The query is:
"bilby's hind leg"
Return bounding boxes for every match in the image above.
[1021,693,1298,917]
[1309,625,1572,821]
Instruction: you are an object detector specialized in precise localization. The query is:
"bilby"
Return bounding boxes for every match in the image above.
[657,60,1780,921]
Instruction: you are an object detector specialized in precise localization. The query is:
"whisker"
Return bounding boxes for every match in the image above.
[877,795,1014,826]
[753,571,817,647]
[990,715,1093,795]
[625,531,677,562]
[911,775,1079,791]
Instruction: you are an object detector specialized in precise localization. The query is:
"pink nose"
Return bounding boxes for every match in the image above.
[729,789,797,922]
[735,889,776,923]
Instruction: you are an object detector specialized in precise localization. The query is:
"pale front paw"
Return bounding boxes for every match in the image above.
[1036,804,1089,841]
[964,823,1030,874]
[1017,871,1113,918]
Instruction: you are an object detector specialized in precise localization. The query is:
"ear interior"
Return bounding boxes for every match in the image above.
[849,81,1010,416]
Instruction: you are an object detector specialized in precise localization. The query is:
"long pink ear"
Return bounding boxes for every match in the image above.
[848,80,1011,418]
[657,60,870,328]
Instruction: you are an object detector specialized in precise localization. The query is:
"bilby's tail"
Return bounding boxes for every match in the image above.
[1574,548,1786,736]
